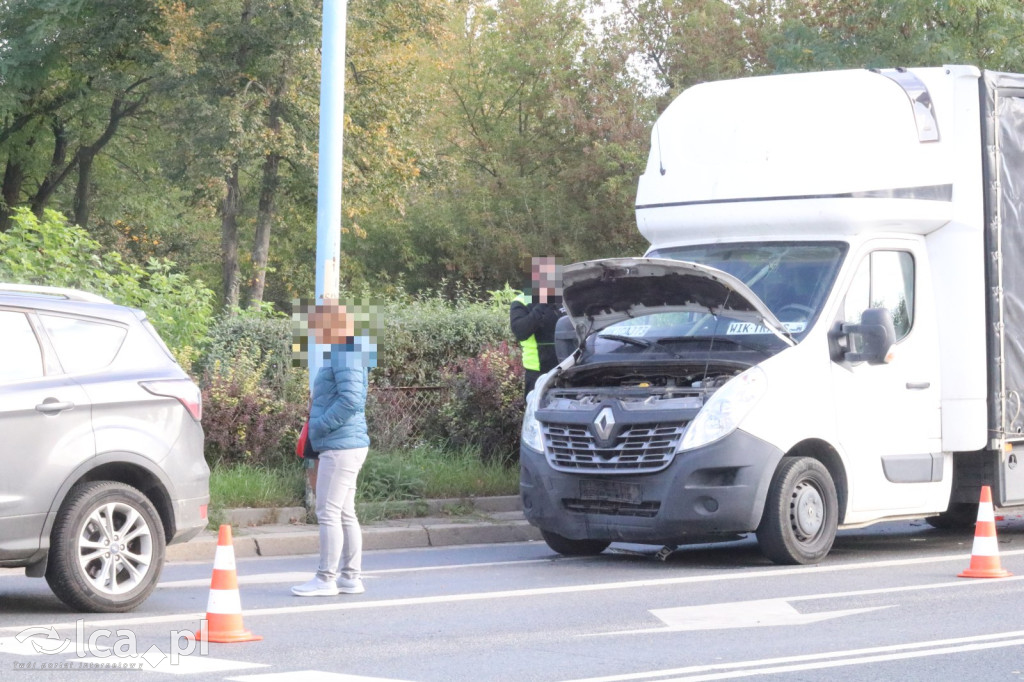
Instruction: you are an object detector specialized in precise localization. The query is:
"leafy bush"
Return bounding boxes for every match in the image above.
[0,208,214,352]
[373,290,513,387]
[198,309,297,393]
[436,341,525,466]
[201,348,306,468]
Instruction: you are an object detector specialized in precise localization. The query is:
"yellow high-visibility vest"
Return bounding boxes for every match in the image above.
[515,293,541,372]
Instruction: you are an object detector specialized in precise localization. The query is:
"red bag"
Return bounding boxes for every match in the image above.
[295,420,319,459]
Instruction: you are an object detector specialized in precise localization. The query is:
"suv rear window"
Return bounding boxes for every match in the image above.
[0,310,44,382]
[39,314,127,374]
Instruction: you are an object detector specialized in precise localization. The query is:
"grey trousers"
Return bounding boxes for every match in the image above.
[315,447,368,582]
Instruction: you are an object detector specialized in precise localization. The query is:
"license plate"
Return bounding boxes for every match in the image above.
[580,480,642,504]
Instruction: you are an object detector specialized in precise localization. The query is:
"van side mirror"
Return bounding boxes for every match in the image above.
[841,308,895,365]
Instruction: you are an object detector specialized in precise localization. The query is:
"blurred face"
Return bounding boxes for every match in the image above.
[311,303,354,345]
[532,257,562,303]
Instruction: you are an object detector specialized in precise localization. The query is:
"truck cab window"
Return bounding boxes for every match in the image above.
[844,250,915,341]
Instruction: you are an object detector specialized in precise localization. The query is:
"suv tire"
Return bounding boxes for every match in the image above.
[45,481,166,613]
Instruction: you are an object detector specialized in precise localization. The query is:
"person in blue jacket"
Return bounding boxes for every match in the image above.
[292,301,376,597]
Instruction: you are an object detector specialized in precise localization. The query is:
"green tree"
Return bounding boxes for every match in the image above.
[763,0,1024,73]
[0,208,214,352]
[0,0,183,231]
[353,0,652,293]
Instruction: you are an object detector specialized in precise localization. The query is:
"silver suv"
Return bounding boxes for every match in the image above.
[0,284,209,612]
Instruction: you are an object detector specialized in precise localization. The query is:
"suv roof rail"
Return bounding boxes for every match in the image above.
[0,283,113,304]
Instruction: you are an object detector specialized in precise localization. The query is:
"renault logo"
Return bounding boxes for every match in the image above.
[593,407,615,441]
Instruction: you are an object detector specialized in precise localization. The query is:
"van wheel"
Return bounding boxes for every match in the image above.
[46,481,166,612]
[757,457,838,565]
[541,530,610,556]
[924,503,979,530]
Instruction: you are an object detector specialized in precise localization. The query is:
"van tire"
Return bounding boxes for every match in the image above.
[541,530,610,556]
[757,457,838,565]
[45,481,166,613]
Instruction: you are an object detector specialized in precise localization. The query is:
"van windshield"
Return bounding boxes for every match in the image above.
[597,242,847,349]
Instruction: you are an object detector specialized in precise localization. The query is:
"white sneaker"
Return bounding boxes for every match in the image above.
[337,577,365,594]
[291,577,339,597]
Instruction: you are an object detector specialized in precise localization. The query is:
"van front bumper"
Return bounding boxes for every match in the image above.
[520,429,783,546]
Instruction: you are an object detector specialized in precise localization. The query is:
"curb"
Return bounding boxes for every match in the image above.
[166,496,540,563]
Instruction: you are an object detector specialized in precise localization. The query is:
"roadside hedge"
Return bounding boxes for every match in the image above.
[197,291,520,466]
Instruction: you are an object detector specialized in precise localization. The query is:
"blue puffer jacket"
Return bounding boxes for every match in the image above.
[308,347,370,452]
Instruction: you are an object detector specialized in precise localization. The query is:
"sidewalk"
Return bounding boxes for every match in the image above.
[166,496,542,562]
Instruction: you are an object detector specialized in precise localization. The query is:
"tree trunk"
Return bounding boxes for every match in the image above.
[70,91,147,229]
[73,150,95,228]
[220,163,242,309]
[245,92,284,309]
[0,158,26,232]
[30,124,69,217]
[246,151,280,308]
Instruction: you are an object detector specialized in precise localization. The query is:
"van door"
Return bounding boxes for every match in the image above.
[831,244,948,518]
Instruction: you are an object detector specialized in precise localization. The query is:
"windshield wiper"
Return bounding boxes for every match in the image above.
[597,334,652,349]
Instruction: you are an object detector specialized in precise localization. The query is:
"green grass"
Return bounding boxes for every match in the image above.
[208,444,520,525]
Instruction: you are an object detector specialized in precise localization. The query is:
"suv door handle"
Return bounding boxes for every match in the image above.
[906,382,931,390]
[36,400,75,414]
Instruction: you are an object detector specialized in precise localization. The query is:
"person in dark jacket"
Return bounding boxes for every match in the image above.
[292,301,376,597]
[510,256,565,398]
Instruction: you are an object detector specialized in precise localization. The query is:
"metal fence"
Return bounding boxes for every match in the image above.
[366,386,449,450]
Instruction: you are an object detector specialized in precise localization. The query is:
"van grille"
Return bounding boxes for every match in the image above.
[562,499,661,517]
[543,422,684,473]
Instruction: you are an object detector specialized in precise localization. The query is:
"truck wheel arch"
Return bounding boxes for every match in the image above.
[785,439,848,525]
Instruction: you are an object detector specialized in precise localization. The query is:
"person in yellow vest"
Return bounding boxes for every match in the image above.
[510,256,565,400]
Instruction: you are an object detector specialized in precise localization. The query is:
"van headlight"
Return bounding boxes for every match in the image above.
[678,366,767,451]
[521,381,546,453]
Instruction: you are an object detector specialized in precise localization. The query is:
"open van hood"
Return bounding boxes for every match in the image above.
[561,257,795,346]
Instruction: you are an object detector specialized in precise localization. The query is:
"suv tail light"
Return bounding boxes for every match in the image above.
[140,379,202,421]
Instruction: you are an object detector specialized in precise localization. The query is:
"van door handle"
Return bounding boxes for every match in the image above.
[906,382,931,390]
[36,400,75,414]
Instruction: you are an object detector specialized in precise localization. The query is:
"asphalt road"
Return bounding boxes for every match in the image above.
[3,517,1024,681]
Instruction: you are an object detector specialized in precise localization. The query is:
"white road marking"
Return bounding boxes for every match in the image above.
[72,654,268,675]
[591,576,1021,636]
[227,671,411,681]
[564,630,1024,681]
[5,551,1023,634]
[158,558,565,589]
[0,635,64,656]
[648,599,891,631]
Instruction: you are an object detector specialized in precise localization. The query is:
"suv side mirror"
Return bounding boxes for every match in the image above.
[841,308,895,365]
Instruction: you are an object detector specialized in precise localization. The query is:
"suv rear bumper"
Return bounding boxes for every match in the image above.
[520,429,783,545]
[170,495,208,544]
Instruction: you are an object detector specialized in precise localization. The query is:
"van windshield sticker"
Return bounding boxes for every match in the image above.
[605,325,650,337]
[727,321,806,335]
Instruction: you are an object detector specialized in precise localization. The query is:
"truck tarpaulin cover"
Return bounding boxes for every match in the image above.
[983,71,1024,439]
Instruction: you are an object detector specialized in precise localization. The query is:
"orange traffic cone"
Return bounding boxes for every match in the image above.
[958,486,1012,579]
[195,525,262,642]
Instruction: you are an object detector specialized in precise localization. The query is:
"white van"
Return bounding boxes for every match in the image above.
[519,66,1024,564]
